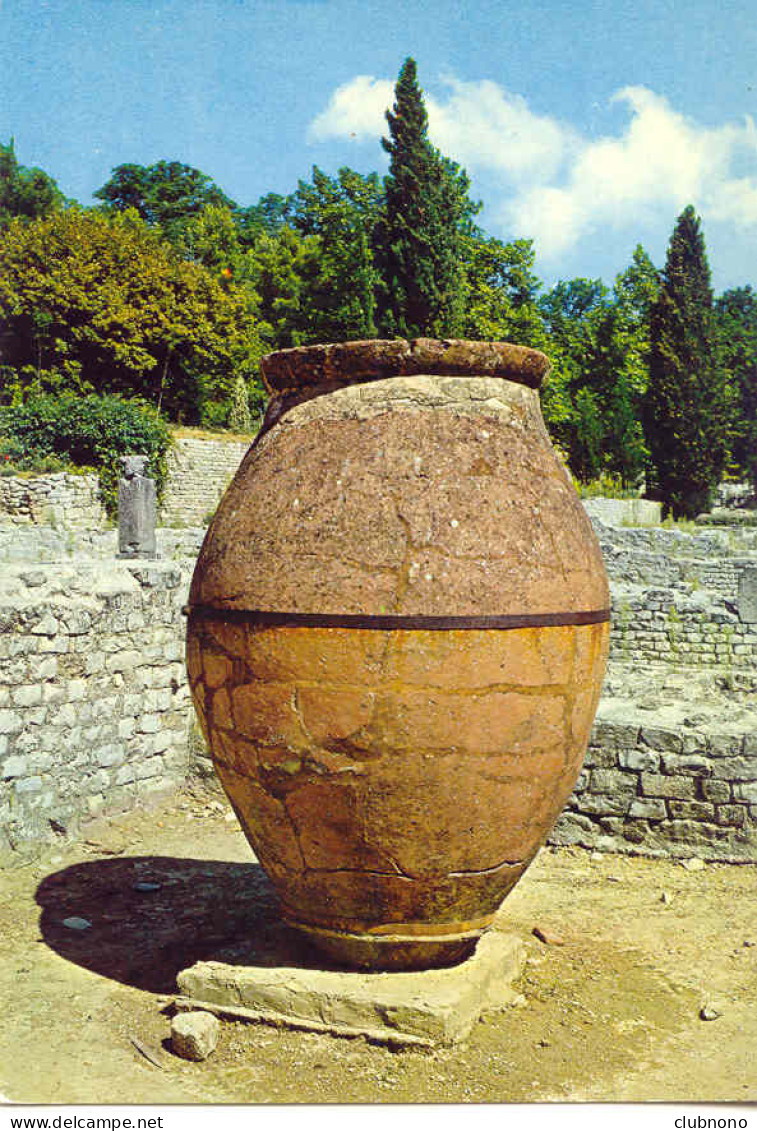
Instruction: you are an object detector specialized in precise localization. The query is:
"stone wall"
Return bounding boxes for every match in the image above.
[0,561,191,857]
[552,712,757,862]
[2,483,757,864]
[161,437,251,527]
[0,524,206,564]
[0,472,106,530]
[582,497,662,528]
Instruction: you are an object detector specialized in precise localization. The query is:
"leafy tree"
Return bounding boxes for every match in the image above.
[644,205,728,517]
[715,286,757,493]
[0,208,261,423]
[94,160,236,247]
[242,224,322,350]
[287,166,382,341]
[0,139,65,225]
[376,57,468,337]
[234,193,290,247]
[461,234,547,348]
[538,257,658,488]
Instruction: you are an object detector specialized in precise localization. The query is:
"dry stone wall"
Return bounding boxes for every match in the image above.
[0,561,191,857]
[161,437,251,527]
[552,710,757,862]
[0,472,106,530]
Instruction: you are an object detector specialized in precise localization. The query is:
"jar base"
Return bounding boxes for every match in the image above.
[286,919,489,972]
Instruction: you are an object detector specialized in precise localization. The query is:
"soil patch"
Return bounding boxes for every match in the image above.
[1,784,755,1104]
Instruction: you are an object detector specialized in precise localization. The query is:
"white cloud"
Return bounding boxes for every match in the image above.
[307,76,393,143]
[507,87,757,259]
[308,73,757,267]
[426,78,576,183]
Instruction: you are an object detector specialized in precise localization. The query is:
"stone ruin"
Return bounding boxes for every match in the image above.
[0,463,756,865]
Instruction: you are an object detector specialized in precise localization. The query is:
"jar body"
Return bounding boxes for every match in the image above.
[186,341,609,969]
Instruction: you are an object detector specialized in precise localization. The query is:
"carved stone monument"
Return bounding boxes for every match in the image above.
[117,455,157,559]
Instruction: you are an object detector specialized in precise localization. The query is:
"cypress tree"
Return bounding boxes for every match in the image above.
[377,57,465,338]
[644,205,727,518]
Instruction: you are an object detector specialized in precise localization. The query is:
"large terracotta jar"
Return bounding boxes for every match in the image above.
[185,339,609,970]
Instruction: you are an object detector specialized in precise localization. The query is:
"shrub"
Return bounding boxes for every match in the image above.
[228,375,253,434]
[0,393,172,515]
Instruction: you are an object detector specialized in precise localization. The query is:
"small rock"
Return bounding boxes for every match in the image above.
[682,857,705,872]
[743,940,756,948]
[510,993,528,1009]
[660,891,673,905]
[699,1004,721,1021]
[171,1011,219,1061]
[62,916,92,931]
[133,882,161,893]
[533,926,565,947]
[590,852,603,864]
[224,812,236,823]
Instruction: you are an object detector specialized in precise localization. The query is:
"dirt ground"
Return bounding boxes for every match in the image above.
[1,781,756,1106]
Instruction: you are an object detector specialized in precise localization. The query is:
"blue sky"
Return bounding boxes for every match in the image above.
[2,0,757,292]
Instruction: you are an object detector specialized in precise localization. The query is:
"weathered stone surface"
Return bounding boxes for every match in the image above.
[117,456,157,560]
[0,560,192,853]
[640,773,697,800]
[170,1010,219,1061]
[737,566,757,622]
[188,374,608,619]
[259,337,550,397]
[176,927,525,1047]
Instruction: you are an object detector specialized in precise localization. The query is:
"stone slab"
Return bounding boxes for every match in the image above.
[175,926,525,1047]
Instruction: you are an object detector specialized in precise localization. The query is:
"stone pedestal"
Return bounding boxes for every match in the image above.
[175,926,525,1047]
[117,455,157,559]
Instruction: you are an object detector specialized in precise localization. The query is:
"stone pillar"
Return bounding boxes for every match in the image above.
[117,455,158,559]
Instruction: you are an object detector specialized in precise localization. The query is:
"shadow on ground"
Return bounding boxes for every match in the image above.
[35,855,342,993]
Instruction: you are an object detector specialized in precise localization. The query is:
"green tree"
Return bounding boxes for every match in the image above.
[242,224,322,350]
[0,139,65,225]
[715,286,757,493]
[287,166,382,341]
[644,205,728,517]
[94,160,236,248]
[461,234,547,348]
[0,208,261,423]
[377,57,467,337]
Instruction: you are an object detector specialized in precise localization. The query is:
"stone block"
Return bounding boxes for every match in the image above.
[96,745,124,768]
[549,812,597,846]
[591,721,640,748]
[0,709,23,735]
[701,780,732,803]
[582,746,618,769]
[629,797,666,821]
[640,773,697,800]
[574,792,631,817]
[2,755,29,779]
[640,726,683,753]
[176,927,525,1048]
[667,800,716,821]
[715,805,746,827]
[11,684,43,708]
[619,748,659,773]
[708,734,744,758]
[171,1011,219,1061]
[737,566,757,622]
[589,768,637,797]
[710,758,757,781]
[15,776,43,793]
[660,753,712,776]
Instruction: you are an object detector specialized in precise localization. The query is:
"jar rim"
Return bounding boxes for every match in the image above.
[260,337,550,396]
